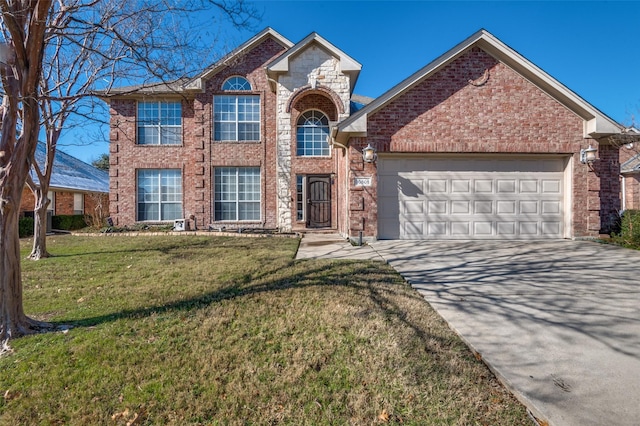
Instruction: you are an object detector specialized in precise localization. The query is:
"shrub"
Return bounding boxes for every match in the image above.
[615,209,640,248]
[52,214,87,231]
[19,216,34,238]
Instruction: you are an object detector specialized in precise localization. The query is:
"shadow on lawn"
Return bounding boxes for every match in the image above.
[49,258,445,356]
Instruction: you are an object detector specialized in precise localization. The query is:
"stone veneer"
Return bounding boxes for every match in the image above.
[274,44,352,231]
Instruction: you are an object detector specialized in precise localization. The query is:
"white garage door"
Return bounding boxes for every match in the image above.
[378,156,567,240]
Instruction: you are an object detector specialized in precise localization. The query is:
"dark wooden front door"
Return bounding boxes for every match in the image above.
[307,176,331,228]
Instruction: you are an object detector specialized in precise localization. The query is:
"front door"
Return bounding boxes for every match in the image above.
[307,175,331,228]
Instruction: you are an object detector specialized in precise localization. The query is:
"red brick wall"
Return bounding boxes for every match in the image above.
[19,189,36,213]
[620,146,639,211]
[108,37,287,228]
[20,188,109,218]
[347,47,608,239]
[624,175,640,210]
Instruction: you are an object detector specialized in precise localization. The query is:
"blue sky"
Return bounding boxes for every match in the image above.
[62,1,640,163]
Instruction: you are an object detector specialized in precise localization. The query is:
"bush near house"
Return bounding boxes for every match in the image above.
[52,214,87,231]
[615,209,640,248]
[18,216,34,238]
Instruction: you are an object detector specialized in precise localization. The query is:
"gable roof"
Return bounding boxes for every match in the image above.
[96,28,293,97]
[31,143,109,193]
[620,127,640,174]
[333,29,623,145]
[183,27,294,92]
[266,31,362,93]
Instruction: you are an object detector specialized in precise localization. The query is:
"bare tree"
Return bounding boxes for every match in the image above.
[0,0,53,354]
[27,0,259,260]
[1,0,260,349]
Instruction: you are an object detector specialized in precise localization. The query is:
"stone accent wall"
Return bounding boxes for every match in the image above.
[275,44,352,231]
[349,47,607,239]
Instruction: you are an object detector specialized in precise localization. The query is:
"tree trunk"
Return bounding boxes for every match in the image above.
[0,182,47,352]
[28,187,51,260]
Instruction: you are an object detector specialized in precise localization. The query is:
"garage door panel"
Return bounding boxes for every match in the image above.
[451,222,471,236]
[427,200,446,214]
[497,222,516,236]
[405,200,425,214]
[451,201,470,214]
[378,157,566,240]
[542,180,561,193]
[542,201,561,214]
[542,222,562,235]
[497,201,516,214]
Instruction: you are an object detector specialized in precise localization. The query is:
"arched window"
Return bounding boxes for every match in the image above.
[296,110,330,156]
[214,76,259,141]
[222,76,251,91]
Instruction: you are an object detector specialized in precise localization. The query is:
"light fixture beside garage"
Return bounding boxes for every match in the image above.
[580,145,598,165]
[362,143,377,163]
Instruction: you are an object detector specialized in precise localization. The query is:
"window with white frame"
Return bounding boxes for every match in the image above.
[73,193,84,215]
[214,77,260,142]
[137,169,182,221]
[137,101,182,145]
[296,110,330,156]
[214,167,261,221]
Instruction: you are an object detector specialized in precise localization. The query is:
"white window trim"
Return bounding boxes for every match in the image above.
[137,101,182,146]
[136,169,183,222]
[214,167,261,222]
[213,94,261,142]
[73,193,84,215]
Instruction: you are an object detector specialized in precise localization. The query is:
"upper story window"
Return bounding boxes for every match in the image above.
[296,110,330,156]
[137,101,182,145]
[222,76,252,91]
[214,76,260,142]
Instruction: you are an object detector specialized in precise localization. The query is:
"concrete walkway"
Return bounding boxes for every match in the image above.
[295,233,384,261]
[296,236,640,426]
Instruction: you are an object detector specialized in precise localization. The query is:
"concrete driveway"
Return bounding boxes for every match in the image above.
[371,240,640,426]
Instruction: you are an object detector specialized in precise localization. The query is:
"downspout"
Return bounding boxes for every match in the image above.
[329,127,349,238]
[329,126,348,151]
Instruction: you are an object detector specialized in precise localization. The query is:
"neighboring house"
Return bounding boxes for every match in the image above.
[100,27,637,240]
[620,128,640,211]
[20,143,110,218]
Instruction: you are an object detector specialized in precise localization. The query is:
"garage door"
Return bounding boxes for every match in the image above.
[378,156,566,240]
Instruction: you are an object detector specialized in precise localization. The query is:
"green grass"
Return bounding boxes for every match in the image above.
[1,235,531,425]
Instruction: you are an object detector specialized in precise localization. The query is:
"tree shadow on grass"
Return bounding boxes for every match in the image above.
[42,257,450,362]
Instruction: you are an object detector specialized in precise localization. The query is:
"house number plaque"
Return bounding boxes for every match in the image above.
[354,177,372,187]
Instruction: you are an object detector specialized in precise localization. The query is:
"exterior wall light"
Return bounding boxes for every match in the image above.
[362,143,377,163]
[580,145,598,164]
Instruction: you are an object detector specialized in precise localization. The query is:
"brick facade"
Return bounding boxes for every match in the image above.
[105,29,625,240]
[109,37,287,229]
[342,48,615,239]
[20,188,109,218]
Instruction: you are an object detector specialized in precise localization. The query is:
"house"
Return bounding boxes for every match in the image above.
[20,143,110,218]
[620,128,640,211]
[100,27,638,240]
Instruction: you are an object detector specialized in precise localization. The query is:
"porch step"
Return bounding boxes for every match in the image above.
[299,232,346,246]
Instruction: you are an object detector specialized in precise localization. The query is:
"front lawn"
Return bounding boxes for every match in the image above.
[1,235,530,425]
